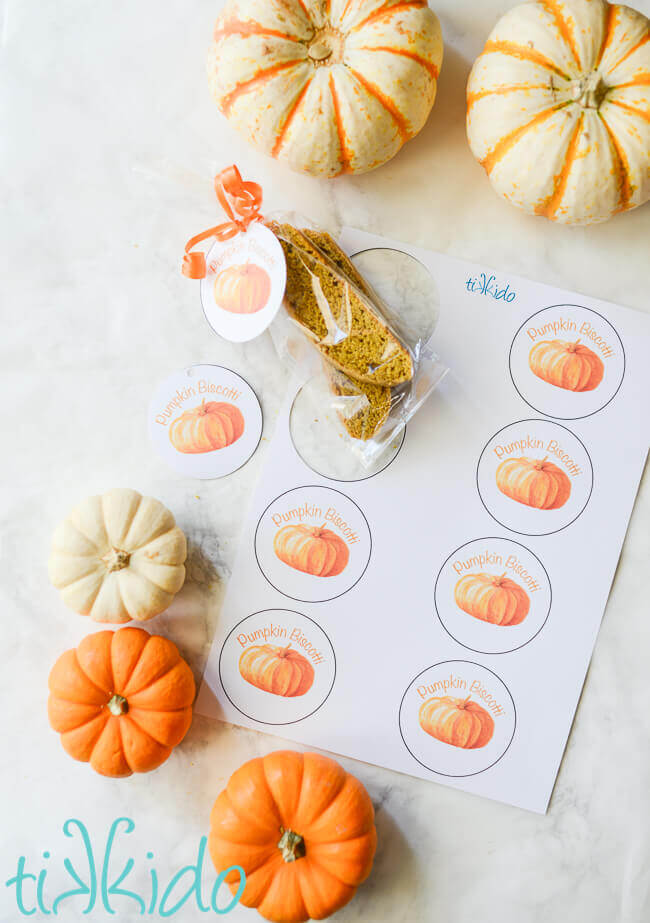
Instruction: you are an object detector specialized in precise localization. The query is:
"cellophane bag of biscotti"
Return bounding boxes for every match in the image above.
[267,218,448,468]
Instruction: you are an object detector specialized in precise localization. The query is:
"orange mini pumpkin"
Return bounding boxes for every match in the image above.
[239,643,315,698]
[496,456,571,510]
[454,572,530,626]
[48,627,195,777]
[419,695,494,749]
[214,263,271,315]
[274,524,349,577]
[529,339,604,392]
[208,750,377,923]
[169,399,244,454]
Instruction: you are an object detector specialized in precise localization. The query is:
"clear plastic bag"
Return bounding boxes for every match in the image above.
[267,216,448,468]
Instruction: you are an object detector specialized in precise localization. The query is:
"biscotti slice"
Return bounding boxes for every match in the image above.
[326,366,392,441]
[301,229,372,297]
[271,222,413,386]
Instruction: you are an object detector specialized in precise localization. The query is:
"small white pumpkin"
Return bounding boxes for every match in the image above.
[208,0,444,177]
[467,0,650,225]
[49,489,187,623]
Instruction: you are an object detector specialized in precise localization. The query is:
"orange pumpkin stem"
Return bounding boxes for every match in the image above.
[534,456,549,470]
[278,828,306,863]
[107,693,128,716]
[493,571,508,584]
[199,398,208,414]
[278,644,292,658]
[568,339,581,352]
[458,695,472,709]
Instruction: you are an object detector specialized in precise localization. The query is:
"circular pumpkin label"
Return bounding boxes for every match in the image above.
[148,364,262,479]
[435,538,551,654]
[200,222,286,343]
[399,661,516,777]
[218,609,336,725]
[254,486,372,603]
[509,305,625,419]
[476,419,593,536]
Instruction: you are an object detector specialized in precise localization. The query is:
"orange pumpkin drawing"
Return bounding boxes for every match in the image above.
[529,339,604,392]
[274,524,349,577]
[454,572,530,626]
[419,695,494,749]
[169,400,244,454]
[496,456,571,510]
[239,643,314,697]
[213,263,271,315]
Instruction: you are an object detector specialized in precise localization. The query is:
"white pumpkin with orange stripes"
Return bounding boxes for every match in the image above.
[467,0,649,225]
[208,0,443,177]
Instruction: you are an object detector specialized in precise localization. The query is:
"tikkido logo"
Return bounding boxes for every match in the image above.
[4,818,245,917]
[465,272,516,303]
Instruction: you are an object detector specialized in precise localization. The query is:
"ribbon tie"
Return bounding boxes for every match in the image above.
[182,165,264,279]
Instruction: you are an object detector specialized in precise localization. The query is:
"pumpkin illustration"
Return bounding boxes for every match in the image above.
[419,695,494,749]
[274,524,349,577]
[496,455,572,510]
[48,628,195,777]
[208,0,443,177]
[239,643,315,697]
[529,339,604,391]
[214,263,271,315]
[208,750,377,922]
[467,0,650,225]
[169,399,244,454]
[454,572,530,626]
[48,488,187,623]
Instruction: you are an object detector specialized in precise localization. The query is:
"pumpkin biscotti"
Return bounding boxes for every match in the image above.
[270,222,413,387]
[326,367,392,441]
[301,230,395,439]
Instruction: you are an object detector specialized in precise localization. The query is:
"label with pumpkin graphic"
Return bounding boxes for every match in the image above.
[435,538,551,654]
[148,364,262,478]
[509,305,625,420]
[200,222,286,343]
[477,419,593,536]
[255,486,372,603]
[399,661,516,777]
[218,609,336,725]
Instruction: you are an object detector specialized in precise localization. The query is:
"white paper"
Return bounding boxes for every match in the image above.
[197,228,650,814]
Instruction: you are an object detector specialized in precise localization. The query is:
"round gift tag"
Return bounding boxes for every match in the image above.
[399,661,516,777]
[200,223,286,343]
[219,609,336,725]
[149,364,262,479]
[254,486,372,603]
[509,305,625,420]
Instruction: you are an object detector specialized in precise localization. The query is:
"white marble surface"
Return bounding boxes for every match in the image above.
[1,1,649,921]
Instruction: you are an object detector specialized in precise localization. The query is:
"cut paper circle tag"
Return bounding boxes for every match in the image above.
[149,364,262,479]
[200,223,286,342]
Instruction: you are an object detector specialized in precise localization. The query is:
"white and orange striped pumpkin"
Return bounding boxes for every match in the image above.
[467,0,650,225]
[208,0,444,177]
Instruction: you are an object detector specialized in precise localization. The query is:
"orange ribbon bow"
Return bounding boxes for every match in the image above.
[182,165,264,279]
